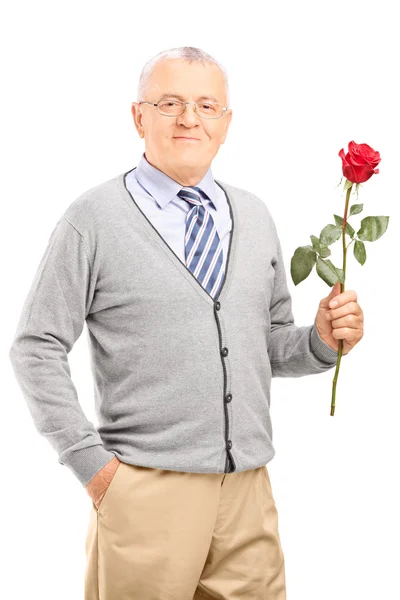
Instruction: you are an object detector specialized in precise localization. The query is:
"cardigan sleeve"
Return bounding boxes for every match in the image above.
[267,236,342,378]
[8,216,115,487]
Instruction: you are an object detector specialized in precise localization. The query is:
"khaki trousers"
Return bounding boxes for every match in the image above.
[84,461,286,599]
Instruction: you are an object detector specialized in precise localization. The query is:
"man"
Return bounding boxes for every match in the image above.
[9,46,364,599]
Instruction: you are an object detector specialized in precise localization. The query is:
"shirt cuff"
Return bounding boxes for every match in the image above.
[310,321,339,364]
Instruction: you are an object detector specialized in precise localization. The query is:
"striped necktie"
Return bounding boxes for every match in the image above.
[177,186,225,298]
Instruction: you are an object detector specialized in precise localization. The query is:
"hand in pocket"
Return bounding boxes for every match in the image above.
[85,456,121,510]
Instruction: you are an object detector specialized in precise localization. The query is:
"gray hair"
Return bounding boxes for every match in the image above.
[137,46,231,108]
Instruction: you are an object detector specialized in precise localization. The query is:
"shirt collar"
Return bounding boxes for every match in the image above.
[134,152,219,210]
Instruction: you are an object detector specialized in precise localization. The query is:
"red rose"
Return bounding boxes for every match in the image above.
[338,140,381,184]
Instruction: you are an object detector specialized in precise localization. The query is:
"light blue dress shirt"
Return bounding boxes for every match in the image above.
[124,152,232,271]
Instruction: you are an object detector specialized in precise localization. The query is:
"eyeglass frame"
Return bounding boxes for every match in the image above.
[137,99,231,120]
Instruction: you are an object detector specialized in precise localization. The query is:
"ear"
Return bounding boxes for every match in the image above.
[131,102,145,139]
[221,110,233,144]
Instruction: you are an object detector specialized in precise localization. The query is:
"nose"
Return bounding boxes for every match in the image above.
[177,102,200,126]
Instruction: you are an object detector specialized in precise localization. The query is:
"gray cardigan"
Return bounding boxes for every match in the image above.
[9,171,339,487]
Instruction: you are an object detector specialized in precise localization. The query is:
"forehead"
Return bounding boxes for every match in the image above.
[146,59,226,103]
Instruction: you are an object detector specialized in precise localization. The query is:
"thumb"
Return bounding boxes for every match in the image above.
[321,280,341,309]
[329,280,342,297]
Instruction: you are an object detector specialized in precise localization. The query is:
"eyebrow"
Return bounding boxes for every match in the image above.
[160,93,221,103]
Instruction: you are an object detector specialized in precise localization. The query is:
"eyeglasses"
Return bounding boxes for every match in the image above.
[138,99,230,119]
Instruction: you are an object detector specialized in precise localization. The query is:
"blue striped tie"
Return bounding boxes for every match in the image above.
[177,186,225,298]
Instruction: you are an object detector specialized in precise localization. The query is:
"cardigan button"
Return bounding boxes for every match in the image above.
[221,347,228,357]
[227,440,232,449]
[225,393,232,403]
[215,301,221,310]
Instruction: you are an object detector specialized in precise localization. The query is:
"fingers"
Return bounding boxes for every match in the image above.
[328,312,362,330]
[329,288,357,308]
[326,300,363,323]
[331,326,360,341]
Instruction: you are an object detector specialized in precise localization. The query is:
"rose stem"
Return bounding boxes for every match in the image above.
[330,182,352,416]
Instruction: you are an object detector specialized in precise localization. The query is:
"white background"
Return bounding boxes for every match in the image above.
[2,1,399,598]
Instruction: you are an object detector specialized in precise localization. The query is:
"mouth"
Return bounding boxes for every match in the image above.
[173,137,201,141]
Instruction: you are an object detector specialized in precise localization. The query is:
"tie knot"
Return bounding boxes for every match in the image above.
[177,186,208,206]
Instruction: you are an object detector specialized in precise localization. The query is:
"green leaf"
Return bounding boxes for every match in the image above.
[290,245,316,285]
[310,235,321,253]
[354,240,367,265]
[337,268,344,283]
[333,214,355,238]
[316,257,344,286]
[319,245,331,258]
[310,235,331,258]
[357,216,390,242]
[343,178,353,192]
[349,203,363,216]
[320,224,343,246]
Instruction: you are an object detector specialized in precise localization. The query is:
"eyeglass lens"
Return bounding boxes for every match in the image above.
[157,100,223,118]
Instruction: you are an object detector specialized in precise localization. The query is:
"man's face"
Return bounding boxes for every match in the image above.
[131,59,232,184]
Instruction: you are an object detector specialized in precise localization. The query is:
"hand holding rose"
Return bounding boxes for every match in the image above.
[315,281,364,356]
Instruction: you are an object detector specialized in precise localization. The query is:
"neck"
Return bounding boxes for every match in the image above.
[145,153,209,187]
